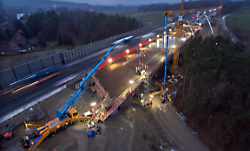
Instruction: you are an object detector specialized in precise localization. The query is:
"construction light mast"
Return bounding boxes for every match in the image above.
[162,11,171,103]
[219,0,224,16]
[179,0,185,22]
[176,0,185,37]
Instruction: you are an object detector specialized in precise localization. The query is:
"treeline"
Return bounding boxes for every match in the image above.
[138,0,220,12]
[138,0,250,13]
[175,36,250,151]
[0,9,140,50]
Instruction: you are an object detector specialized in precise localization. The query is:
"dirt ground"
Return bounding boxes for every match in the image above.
[1,91,175,151]
[36,97,175,151]
[0,86,101,151]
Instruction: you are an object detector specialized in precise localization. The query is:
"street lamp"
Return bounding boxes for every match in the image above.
[125,49,130,54]
[108,57,113,63]
[171,45,177,49]
[161,56,165,62]
[129,80,135,85]
[128,79,135,93]
[139,43,143,48]
[90,102,97,107]
[181,37,187,42]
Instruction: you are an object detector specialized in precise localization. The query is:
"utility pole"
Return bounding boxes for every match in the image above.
[136,43,148,79]
[220,0,224,15]
[176,0,185,37]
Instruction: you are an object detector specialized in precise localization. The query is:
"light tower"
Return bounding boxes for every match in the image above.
[162,10,174,103]
[219,0,224,16]
[176,0,185,37]
[136,43,147,78]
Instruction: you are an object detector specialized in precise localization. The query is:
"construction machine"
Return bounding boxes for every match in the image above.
[22,38,129,150]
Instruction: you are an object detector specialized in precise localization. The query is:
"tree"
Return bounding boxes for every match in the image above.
[7,9,140,48]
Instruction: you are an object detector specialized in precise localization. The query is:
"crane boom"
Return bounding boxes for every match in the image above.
[162,12,169,103]
[56,46,116,120]
[23,38,131,150]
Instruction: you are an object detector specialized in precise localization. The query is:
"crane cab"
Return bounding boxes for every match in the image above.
[68,108,78,118]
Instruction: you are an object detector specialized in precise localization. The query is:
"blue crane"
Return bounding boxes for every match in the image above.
[163,13,169,103]
[23,38,132,150]
[56,39,129,120]
[56,46,114,120]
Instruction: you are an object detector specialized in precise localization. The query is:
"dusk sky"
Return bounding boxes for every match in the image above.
[53,0,183,5]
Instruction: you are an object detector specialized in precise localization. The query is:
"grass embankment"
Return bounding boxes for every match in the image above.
[175,36,250,151]
[128,11,164,27]
[226,8,250,47]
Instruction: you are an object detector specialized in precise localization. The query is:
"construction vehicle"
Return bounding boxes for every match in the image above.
[22,38,128,150]
[1,125,14,141]
[23,107,90,149]
[2,131,13,140]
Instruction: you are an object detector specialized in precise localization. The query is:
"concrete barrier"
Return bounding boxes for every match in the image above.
[42,57,53,68]
[13,64,31,80]
[53,53,63,65]
[0,68,16,89]
[62,52,68,64]
[28,60,43,73]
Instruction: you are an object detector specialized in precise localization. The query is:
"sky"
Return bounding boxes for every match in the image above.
[52,0,182,5]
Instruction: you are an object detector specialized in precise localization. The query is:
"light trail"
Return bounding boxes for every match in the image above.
[54,73,78,87]
[0,85,67,124]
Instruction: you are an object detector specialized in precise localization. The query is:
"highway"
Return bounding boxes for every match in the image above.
[0,7,222,151]
[0,24,212,151]
[222,15,239,43]
[93,34,210,151]
[0,29,163,123]
[96,32,186,98]
[0,25,191,127]
[96,44,162,98]
[0,55,98,120]
[24,34,189,151]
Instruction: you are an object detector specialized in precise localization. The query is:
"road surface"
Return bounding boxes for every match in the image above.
[0,16,212,151]
[222,15,239,43]
[0,29,161,123]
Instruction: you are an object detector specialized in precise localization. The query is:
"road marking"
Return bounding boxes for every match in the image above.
[0,85,67,124]
[9,75,36,86]
[54,73,79,87]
